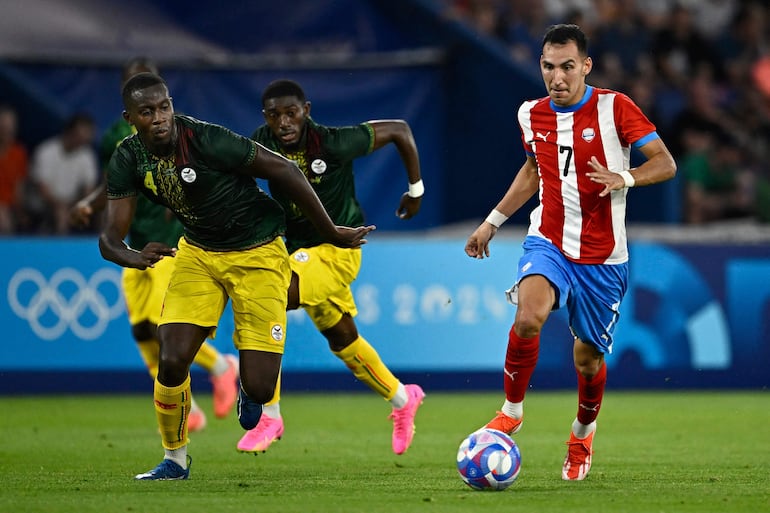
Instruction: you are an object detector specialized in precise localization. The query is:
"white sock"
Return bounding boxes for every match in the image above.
[501,400,523,420]
[190,396,201,413]
[164,446,188,469]
[262,402,281,419]
[390,383,408,409]
[571,418,597,439]
[211,354,229,376]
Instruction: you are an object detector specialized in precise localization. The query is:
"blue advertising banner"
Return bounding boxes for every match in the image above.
[1,237,768,392]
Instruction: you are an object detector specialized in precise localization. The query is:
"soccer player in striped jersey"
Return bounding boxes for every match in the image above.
[464,24,676,481]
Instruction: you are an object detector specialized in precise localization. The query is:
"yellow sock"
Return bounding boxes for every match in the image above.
[154,375,192,450]
[333,336,399,400]
[192,341,219,373]
[136,339,160,379]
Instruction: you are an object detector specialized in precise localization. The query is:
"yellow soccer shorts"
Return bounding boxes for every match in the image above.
[159,236,291,353]
[289,244,361,332]
[122,253,175,326]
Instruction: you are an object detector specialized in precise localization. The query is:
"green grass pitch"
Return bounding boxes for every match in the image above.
[0,390,768,513]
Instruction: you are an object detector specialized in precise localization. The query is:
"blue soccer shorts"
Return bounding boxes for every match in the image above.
[506,236,629,354]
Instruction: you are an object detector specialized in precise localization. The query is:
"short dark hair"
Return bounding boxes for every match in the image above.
[542,24,588,56]
[122,72,167,108]
[261,79,306,107]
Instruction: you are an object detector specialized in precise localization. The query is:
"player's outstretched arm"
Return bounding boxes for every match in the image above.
[465,223,496,259]
[248,142,375,248]
[368,120,423,220]
[99,196,175,269]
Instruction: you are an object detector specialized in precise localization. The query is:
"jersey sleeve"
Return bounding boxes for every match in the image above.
[325,123,374,160]
[517,100,537,158]
[105,144,138,199]
[613,93,658,148]
[195,120,257,170]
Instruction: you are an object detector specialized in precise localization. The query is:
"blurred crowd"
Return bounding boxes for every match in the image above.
[1,0,769,235]
[445,0,770,224]
[0,107,100,236]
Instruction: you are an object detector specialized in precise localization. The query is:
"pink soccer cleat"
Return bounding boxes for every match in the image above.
[211,354,239,418]
[236,415,285,454]
[187,408,207,433]
[389,384,426,455]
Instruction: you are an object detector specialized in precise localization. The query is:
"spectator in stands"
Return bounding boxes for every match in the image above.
[590,0,652,86]
[25,113,99,234]
[687,0,738,41]
[681,130,755,225]
[649,3,726,89]
[500,0,553,67]
[666,68,736,158]
[0,105,28,234]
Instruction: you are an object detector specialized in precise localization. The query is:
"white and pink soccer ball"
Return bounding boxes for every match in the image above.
[456,428,521,491]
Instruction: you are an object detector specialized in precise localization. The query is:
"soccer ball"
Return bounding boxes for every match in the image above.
[456,428,521,491]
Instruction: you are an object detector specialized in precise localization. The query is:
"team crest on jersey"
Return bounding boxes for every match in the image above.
[311,159,327,174]
[180,167,197,183]
[293,251,310,263]
[582,128,596,142]
[271,324,284,341]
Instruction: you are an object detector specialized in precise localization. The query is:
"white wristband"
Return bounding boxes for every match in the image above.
[485,209,509,228]
[618,170,635,188]
[407,179,424,198]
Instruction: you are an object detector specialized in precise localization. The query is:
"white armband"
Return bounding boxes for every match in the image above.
[407,179,424,198]
[485,209,509,228]
[618,170,635,188]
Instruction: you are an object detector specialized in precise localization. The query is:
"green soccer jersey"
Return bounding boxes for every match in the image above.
[102,118,184,249]
[251,117,374,253]
[107,115,286,251]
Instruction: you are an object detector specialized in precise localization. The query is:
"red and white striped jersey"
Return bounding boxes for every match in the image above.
[518,85,658,264]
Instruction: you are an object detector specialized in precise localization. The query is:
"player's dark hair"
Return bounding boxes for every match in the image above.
[542,24,588,56]
[261,79,306,107]
[122,72,167,108]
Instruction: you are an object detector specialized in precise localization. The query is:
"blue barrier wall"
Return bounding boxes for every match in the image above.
[1,236,768,394]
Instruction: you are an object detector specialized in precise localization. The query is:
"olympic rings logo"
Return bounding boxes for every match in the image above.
[8,267,124,341]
